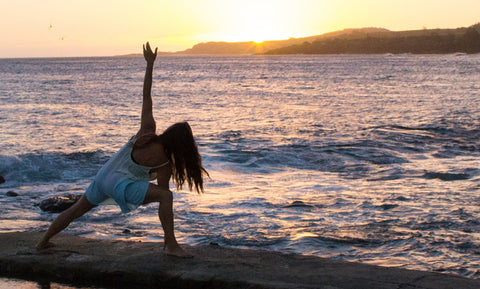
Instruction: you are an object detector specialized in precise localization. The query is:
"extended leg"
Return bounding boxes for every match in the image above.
[36,194,95,250]
[143,184,193,258]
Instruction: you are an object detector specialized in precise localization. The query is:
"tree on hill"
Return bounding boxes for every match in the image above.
[472,22,480,33]
[459,27,480,53]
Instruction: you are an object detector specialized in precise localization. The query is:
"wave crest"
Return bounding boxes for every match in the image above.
[0,151,109,185]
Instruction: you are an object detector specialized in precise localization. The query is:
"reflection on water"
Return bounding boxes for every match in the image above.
[1,55,479,279]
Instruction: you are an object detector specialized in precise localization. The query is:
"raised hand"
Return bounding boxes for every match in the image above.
[143,42,158,65]
[139,42,157,136]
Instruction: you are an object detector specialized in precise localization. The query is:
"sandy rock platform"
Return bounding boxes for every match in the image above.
[0,232,478,289]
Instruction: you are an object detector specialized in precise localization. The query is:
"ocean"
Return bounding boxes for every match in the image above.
[1,54,479,282]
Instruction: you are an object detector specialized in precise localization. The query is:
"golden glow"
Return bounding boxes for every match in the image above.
[1,0,480,57]
[291,232,319,241]
[199,0,316,43]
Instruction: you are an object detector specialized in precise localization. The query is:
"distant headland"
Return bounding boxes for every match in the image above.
[121,23,480,56]
[264,23,480,55]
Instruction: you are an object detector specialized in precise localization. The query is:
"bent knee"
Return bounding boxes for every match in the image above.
[161,189,173,204]
[146,185,173,204]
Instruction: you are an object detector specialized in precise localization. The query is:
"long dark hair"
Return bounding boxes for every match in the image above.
[159,122,208,193]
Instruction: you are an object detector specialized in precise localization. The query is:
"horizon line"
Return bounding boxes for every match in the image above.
[1,22,478,59]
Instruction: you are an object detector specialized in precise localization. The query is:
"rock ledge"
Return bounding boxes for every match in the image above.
[0,232,479,289]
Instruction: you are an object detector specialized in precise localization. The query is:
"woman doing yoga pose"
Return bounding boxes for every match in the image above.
[36,42,208,258]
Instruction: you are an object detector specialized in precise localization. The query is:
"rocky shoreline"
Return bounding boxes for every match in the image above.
[1,232,479,289]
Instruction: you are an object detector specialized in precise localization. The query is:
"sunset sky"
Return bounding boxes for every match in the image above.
[1,0,479,58]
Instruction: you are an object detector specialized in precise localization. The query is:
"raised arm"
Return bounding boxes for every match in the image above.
[136,42,158,138]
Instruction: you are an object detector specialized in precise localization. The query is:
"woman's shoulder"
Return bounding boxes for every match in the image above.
[132,132,157,147]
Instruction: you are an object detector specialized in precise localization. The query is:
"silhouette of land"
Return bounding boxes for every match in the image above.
[119,24,480,56]
[138,23,477,55]
[177,28,391,55]
[264,23,480,55]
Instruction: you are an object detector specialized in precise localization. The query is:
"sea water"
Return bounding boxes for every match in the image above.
[1,54,479,281]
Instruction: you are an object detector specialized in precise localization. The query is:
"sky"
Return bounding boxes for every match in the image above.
[0,0,479,58]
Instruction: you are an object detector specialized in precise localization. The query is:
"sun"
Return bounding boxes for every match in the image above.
[228,24,292,43]
[218,28,289,43]
[221,1,295,43]
[249,27,290,43]
[198,0,323,44]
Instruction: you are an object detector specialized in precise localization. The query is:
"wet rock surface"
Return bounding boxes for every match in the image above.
[283,200,314,208]
[1,232,479,289]
[5,191,19,197]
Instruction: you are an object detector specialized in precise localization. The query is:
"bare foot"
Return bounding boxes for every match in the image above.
[36,241,56,251]
[164,244,194,258]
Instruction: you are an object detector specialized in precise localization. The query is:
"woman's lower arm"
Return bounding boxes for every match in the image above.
[140,63,155,132]
[143,63,154,97]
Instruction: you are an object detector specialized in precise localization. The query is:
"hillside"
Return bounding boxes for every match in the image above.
[265,23,480,55]
[177,28,389,55]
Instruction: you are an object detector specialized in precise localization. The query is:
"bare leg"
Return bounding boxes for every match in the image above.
[143,184,193,258]
[36,194,95,250]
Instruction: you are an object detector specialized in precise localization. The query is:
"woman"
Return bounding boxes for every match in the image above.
[36,42,208,258]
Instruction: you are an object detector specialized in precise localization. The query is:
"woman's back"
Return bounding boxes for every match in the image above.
[131,139,168,168]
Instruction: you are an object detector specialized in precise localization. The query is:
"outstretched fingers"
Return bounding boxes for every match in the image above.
[143,42,158,63]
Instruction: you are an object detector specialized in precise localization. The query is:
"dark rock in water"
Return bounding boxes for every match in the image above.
[284,200,313,208]
[0,175,5,184]
[422,171,470,181]
[6,191,19,197]
[121,229,146,237]
[377,203,399,210]
[39,194,82,213]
